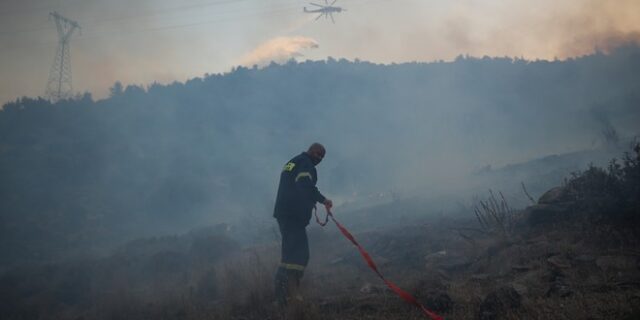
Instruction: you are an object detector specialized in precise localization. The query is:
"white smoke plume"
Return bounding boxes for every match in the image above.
[240,36,319,67]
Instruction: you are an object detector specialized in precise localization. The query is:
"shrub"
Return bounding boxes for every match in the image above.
[565,143,640,226]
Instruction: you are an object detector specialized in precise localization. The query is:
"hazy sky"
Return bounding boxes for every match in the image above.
[1,0,639,104]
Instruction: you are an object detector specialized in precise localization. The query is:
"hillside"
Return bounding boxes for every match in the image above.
[1,46,639,269]
[1,145,638,319]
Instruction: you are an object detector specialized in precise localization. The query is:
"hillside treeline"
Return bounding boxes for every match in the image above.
[1,45,639,268]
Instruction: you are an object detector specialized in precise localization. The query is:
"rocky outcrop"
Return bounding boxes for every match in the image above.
[538,186,574,204]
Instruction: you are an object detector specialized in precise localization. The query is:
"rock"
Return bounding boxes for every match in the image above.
[477,286,521,320]
[538,186,573,204]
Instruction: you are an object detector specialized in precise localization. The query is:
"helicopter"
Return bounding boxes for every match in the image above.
[304,0,346,23]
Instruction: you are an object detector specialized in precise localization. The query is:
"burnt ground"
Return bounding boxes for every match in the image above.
[2,186,639,320]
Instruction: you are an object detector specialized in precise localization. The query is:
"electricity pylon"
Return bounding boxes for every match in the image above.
[45,12,80,101]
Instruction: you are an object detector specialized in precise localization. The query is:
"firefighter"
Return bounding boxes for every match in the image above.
[273,143,333,306]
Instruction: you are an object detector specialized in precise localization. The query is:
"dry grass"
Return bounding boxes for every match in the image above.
[473,190,517,240]
[2,210,640,320]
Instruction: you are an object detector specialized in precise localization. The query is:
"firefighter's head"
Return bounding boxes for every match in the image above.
[307,143,325,166]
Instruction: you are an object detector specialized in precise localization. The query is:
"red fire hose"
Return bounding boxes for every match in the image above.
[315,208,443,320]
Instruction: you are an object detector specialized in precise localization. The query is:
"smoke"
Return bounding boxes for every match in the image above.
[239,36,319,67]
[550,0,640,57]
[560,30,640,57]
[481,0,640,59]
[367,0,640,62]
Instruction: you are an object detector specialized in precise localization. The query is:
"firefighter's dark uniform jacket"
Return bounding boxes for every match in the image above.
[273,152,326,225]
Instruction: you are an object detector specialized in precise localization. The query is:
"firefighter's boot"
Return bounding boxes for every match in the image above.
[286,270,303,303]
[274,266,288,307]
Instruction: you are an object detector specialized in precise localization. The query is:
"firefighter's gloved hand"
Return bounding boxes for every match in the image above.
[323,199,333,211]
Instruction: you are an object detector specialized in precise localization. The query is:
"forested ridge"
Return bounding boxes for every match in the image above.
[1,46,639,268]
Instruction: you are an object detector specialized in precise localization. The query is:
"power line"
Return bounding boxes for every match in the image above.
[0,0,392,53]
[78,4,300,40]
[88,0,254,25]
[0,3,301,53]
[0,0,293,36]
[0,0,241,17]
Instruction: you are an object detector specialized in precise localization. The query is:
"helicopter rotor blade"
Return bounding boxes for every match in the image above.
[315,13,323,20]
[330,0,337,6]
[324,0,329,5]
[330,12,335,23]
[310,3,325,8]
